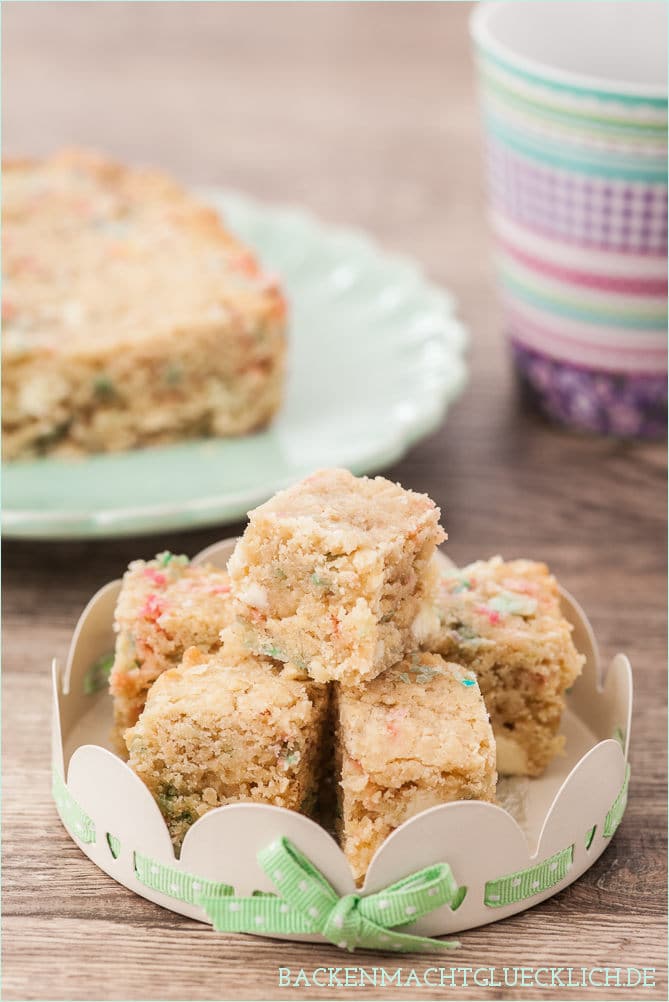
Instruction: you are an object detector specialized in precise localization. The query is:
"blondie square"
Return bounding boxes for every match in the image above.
[226,468,446,685]
[336,652,497,883]
[2,150,286,459]
[126,647,330,850]
[109,552,234,745]
[428,557,585,777]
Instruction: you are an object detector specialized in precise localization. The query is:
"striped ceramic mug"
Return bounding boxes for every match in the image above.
[471,0,667,437]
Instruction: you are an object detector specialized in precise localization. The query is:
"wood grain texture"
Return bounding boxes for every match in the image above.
[2,3,666,1000]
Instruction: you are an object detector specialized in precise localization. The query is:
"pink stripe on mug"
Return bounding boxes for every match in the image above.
[496,235,667,295]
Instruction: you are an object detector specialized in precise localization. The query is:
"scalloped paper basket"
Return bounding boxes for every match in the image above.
[52,540,632,949]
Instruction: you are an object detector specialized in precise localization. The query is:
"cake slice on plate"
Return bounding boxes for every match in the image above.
[2,149,287,459]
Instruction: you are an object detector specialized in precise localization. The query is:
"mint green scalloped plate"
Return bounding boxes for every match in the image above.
[2,191,468,539]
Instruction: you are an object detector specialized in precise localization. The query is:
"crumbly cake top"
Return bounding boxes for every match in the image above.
[244,468,446,552]
[437,556,571,637]
[339,652,490,776]
[114,552,232,634]
[137,646,320,730]
[2,149,286,356]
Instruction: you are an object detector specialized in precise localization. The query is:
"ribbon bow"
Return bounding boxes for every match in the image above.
[198,836,463,953]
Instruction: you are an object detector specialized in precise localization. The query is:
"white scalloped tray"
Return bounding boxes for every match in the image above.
[52,542,632,941]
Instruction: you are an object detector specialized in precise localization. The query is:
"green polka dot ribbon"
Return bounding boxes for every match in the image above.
[604,764,630,838]
[134,851,233,905]
[53,764,631,953]
[484,844,574,907]
[52,769,95,844]
[198,837,463,953]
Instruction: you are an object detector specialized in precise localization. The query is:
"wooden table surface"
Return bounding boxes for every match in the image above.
[2,3,666,1000]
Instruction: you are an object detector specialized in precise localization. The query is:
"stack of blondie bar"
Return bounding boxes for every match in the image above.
[110,468,583,882]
